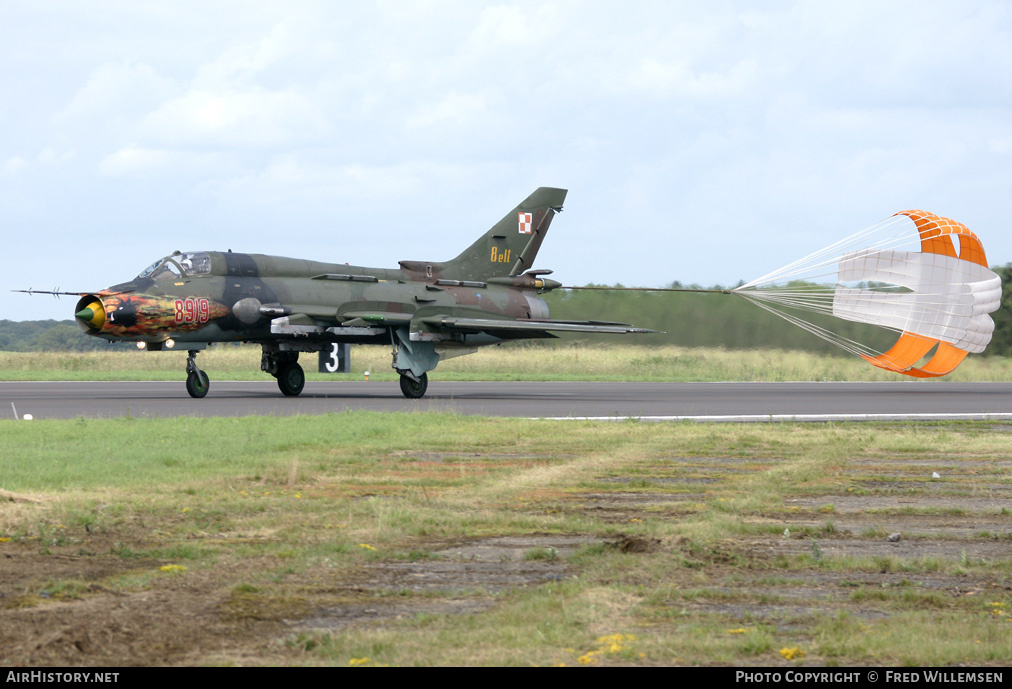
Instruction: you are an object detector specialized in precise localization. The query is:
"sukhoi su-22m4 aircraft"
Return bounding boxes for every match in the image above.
[36,188,654,399]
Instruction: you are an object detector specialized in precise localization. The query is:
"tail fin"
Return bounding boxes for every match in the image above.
[401,187,567,282]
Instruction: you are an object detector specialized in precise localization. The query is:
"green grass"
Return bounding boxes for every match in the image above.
[2,415,1011,665]
[4,344,1012,382]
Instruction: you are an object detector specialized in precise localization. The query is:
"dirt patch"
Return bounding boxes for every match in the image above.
[610,535,662,553]
[786,495,1012,514]
[356,535,597,594]
[0,531,611,663]
[645,563,1010,632]
[771,513,1012,539]
[755,536,1012,562]
[0,551,157,605]
[290,535,602,632]
[293,598,493,632]
[388,451,561,461]
[659,456,785,466]
[0,490,43,504]
[599,476,721,485]
[0,556,282,666]
[852,457,1012,470]
[570,492,705,505]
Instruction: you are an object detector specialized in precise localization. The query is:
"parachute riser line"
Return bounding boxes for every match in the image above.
[561,286,732,294]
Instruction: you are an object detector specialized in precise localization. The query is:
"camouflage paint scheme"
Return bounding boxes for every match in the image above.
[67,188,653,398]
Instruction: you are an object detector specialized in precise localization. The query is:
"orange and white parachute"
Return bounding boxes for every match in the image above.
[733,210,1002,377]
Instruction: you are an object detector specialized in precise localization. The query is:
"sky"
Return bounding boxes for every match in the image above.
[3,0,1011,322]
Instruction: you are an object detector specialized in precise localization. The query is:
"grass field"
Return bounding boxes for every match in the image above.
[1,414,1010,666]
[3,344,1012,382]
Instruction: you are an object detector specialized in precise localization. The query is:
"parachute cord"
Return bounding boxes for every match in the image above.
[738,215,916,289]
[561,286,731,294]
[737,294,884,360]
[560,284,890,359]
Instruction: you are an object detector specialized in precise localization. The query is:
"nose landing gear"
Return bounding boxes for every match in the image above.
[185,350,209,398]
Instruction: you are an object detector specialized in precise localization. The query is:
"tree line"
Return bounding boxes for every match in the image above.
[0,320,132,352]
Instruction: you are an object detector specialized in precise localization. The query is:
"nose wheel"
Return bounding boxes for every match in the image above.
[186,370,209,398]
[185,350,209,398]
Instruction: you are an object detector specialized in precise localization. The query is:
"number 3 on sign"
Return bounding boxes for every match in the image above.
[318,343,350,373]
[323,343,340,372]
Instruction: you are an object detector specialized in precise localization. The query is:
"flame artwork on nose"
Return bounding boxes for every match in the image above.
[77,293,229,338]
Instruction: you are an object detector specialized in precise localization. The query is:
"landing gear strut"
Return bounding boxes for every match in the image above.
[185,350,209,398]
[262,349,305,397]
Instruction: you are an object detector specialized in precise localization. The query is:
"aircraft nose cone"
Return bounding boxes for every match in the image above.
[75,298,106,330]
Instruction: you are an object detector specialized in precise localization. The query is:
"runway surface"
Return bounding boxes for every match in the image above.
[3,380,1012,422]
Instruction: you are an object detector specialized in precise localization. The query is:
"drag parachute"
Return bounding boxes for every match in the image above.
[733,210,1002,377]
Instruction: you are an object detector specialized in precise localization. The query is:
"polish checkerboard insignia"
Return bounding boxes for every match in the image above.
[518,212,533,234]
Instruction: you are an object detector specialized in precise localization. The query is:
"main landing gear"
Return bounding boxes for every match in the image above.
[262,350,305,397]
[185,350,209,399]
[399,372,428,399]
[276,360,305,396]
[391,327,437,400]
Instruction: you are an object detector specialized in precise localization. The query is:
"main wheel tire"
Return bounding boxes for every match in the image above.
[186,370,209,398]
[277,361,305,397]
[399,372,428,399]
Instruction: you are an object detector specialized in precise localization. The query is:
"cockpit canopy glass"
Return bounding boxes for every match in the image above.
[137,252,212,280]
[176,252,212,276]
[137,258,179,280]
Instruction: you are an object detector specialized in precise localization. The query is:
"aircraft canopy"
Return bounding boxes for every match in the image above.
[137,252,212,280]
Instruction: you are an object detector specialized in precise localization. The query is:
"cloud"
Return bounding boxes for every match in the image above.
[98,147,230,177]
[189,21,299,88]
[3,157,28,179]
[465,4,558,53]
[626,57,759,99]
[206,156,474,206]
[138,88,329,149]
[54,60,178,124]
[405,91,495,129]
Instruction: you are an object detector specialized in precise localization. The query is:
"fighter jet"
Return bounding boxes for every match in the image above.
[24,188,654,399]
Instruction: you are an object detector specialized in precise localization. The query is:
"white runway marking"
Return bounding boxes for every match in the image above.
[535,413,1012,423]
